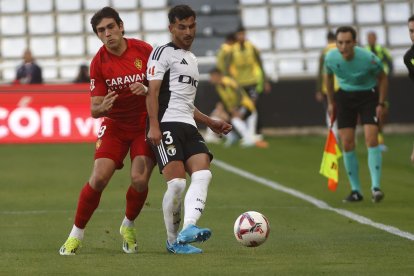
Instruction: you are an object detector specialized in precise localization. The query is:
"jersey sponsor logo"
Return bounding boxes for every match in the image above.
[180,58,188,65]
[90,79,95,91]
[105,74,146,90]
[134,58,142,70]
[178,75,198,88]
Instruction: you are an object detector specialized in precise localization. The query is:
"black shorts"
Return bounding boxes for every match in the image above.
[147,122,213,173]
[335,88,379,129]
[243,84,259,102]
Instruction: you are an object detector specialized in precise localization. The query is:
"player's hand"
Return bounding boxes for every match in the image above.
[130,83,148,96]
[209,118,232,136]
[376,105,384,124]
[147,127,162,146]
[315,91,324,102]
[102,90,118,112]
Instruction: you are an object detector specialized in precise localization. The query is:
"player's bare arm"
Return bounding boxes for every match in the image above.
[129,82,148,96]
[90,90,118,118]
[194,108,232,135]
[146,79,162,145]
[376,71,388,123]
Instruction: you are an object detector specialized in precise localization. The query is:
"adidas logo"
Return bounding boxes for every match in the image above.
[180,58,188,65]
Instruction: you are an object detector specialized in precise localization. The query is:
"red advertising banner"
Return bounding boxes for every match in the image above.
[0,84,102,144]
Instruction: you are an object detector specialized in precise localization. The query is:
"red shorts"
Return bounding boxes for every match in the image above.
[94,119,154,169]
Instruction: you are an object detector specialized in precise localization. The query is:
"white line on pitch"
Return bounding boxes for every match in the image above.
[213,159,414,241]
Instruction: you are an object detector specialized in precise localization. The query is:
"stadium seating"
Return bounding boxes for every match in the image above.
[239,0,414,78]
[0,0,413,83]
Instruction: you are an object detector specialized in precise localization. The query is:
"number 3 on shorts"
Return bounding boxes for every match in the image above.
[163,131,173,145]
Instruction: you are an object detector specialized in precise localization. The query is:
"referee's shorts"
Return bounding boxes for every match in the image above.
[335,87,379,129]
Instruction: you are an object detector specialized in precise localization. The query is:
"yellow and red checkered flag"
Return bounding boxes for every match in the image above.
[319,128,342,191]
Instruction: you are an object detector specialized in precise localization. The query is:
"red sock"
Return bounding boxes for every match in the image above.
[74,183,102,229]
[125,186,148,221]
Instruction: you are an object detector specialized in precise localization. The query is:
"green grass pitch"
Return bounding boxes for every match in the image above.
[1,134,414,275]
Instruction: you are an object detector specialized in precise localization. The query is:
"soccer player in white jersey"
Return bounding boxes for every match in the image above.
[146,5,232,254]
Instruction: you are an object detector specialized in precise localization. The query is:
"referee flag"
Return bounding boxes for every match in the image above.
[320,128,341,191]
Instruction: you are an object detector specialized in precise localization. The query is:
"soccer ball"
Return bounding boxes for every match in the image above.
[233,211,270,247]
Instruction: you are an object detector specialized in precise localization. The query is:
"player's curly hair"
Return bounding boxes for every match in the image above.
[90,6,124,35]
[168,5,196,24]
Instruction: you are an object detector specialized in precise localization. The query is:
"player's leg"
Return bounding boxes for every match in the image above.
[60,121,125,255]
[120,156,155,253]
[336,91,362,202]
[231,116,254,146]
[59,158,117,255]
[339,127,363,202]
[361,90,384,202]
[377,102,389,151]
[176,152,212,244]
[162,161,202,253]
[120,133,155,253]
[364,124,383,202]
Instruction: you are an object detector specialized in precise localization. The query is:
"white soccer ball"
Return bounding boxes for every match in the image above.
[233,211,270,247]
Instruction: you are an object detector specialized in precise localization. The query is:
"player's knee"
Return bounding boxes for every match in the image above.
[191,170,212,185]
[167,178,186,195]
[89,175,111,191]
[131,173,149,191]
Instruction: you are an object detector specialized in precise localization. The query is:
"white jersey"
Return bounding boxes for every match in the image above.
[147,42,199,127]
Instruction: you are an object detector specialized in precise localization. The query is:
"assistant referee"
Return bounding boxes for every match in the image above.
[324,26,387,203]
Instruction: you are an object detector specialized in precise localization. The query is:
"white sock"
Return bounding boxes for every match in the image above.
[183,170,212,229]
[69,224,84,240]
[231,117,254,144]
[121,216,134,228]
[246,111,258,140]
[163,178,186,244]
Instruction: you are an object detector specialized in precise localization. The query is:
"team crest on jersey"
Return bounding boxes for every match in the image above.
[90,79,95,91]
[96,139,102,150]
[166,145,176,156]
[134,58,142,70]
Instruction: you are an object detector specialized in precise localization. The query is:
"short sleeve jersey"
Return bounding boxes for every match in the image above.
[324,46,383,91]
[403,44,414,82]
[147,42,199,127]
[90,38,152,130]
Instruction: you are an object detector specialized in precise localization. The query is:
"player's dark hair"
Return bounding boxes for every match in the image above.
[91,6,124,35]
[237,26,246,33]
[209,67,222,75]
[327,31,335,41]
[335,26,357,41]
[409,15,414,23]
[226,32,236,43]
[168,5,196,24]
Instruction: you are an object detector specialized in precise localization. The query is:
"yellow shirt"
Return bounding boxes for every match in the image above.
[216,43,233,74]
[227,41,263,87]
[216,76,255,113]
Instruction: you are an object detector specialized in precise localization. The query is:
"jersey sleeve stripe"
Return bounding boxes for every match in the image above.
[152,45,168,61]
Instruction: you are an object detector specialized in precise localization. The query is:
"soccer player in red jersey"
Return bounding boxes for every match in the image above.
[59,7,155,255]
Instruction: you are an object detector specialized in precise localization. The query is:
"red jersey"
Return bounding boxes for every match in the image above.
[90,38,152,131]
